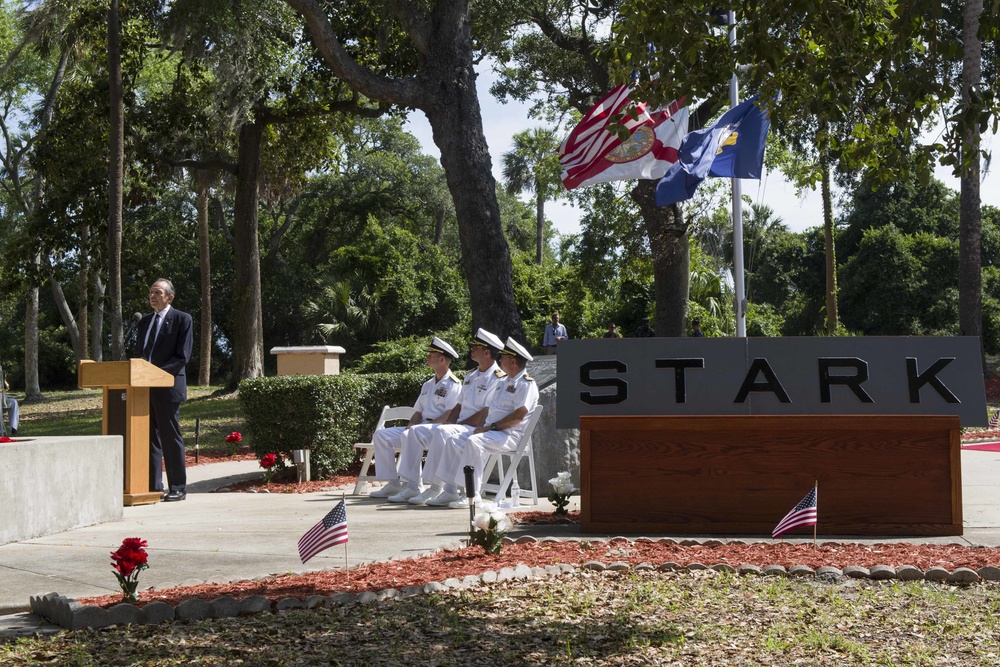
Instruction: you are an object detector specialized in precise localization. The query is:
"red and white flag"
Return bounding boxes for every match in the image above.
[772,487,817,539]
[559,84,688,190]
[298,500,348,563]
[990,409,999,428]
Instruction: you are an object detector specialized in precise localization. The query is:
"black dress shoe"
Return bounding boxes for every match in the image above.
[163,491,186,502]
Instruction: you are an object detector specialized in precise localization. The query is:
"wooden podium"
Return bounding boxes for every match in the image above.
[79,359,174,506]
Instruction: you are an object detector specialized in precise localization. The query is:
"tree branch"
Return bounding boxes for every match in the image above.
[284,0,426,108]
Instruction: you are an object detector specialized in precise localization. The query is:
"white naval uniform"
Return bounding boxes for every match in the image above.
[443,366,539,495]
[372,371,461,481]
[399,363,505,489]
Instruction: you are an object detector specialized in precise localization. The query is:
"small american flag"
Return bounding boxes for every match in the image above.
[772,487,818,539]
[990,409,999,428]
[298,500,348,563]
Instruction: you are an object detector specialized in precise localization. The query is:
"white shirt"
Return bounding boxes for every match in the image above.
[456,362,506,423]
[143,304,171,352]
[412,371,462,421]
[484,367,539,436]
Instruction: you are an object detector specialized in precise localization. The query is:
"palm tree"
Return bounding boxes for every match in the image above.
[501,128,563,265]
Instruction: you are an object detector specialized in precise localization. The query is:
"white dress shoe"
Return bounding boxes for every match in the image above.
[426,491,464,507]
[448,495,481,509]
[408,487,441,505]
[387,487,422,503]
[369,480,403,498]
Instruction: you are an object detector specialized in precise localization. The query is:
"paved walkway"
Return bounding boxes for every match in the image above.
[3,448,1000,634]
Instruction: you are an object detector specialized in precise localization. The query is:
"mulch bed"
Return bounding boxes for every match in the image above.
[77,540,1000,611]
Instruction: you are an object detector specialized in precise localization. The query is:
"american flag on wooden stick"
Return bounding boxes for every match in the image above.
[772,487,817,539]
[298,500,348,563]
[989,409,999,428]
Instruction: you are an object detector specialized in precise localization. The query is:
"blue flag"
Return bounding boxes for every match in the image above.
[656,95,770,207]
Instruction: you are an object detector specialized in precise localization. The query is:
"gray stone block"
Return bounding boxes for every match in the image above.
[685,563,708,572]
[556,563,575,573]
[869,565,896,580]
[979,566,1000,581]
[209,596,242,618]
[302,595,326,609]
[657,562,680,572]
[656,538,679,546]
[711,564,736,574]
[140,601,175,624]
[635,563,655,572]
[514,535,538,544]
[581,561,606,572]
[238,596,271,615]
[107,603,141,626]
[816,566,843,580]
[544,565,563,576]
[843,566,871,579]
[356,592,379,604]
[702,539,724,547]
[175,599,212,621]
[788,565,816,577]
[530,567,548,578]
[607,561,631,572]
[895,565,924,581]
[948,567,980,584]
[924,566,950,581]
[462,575,482,586]
[71,605,112,630]
[375,589,398,600]
[275,598,305,611]
[737,564,763,576]
[496,567,516,581]
[680,539,701,547]
[762,565,787,577]
[442,578,464,589]
[422,581,449,594]
[480,570,498,583]
[514,564,534,579]
[326,593,356,607]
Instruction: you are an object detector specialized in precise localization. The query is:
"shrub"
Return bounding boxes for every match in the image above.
[238,371,446,477]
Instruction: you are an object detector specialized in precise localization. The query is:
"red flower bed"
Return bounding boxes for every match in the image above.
[77,539,1000,610]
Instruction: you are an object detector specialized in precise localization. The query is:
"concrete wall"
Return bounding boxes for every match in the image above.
[0,436,123,545]
[532,384,580,493]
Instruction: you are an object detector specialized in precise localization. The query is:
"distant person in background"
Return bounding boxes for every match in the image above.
[542,310,568,354]
[635,317,656,338]
[691,319,705,337]
[603,323,620,338]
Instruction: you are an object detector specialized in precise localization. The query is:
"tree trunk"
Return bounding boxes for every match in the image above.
[197,174,213,386]
[78,224,90,359]
[423,43,524,341]
[631,180,689,336]
[959,0,983,363]
[50,272,82,359]
[433,204,446,246]
[535,191,545,265]
[820,153,839,334]
[226,121,264,391]
[91,275,105,362]
[24,276,41,400]
[108,0,125,360]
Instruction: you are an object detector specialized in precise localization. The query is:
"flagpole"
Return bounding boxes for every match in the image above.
[813,480,818,547]
[728,9,747,338]
[342,493,349,577]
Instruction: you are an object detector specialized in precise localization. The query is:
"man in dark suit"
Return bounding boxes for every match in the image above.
[135,279,193,501]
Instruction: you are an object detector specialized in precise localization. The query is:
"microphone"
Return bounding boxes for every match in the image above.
[123,312,142,357]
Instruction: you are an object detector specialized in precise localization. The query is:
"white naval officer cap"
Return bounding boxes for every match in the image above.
[429,336,459,360]
[470,328,504,351]
[501,336,533,363]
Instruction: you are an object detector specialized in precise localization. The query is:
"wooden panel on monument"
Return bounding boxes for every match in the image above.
[580,415,962,536]
[79,359,174,506]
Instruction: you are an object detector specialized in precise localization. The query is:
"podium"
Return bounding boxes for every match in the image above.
[79,359,174,506]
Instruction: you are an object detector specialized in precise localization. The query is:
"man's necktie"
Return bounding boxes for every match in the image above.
[143,314,161,361]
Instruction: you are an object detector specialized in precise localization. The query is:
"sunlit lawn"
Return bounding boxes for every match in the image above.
[17,386,245,453]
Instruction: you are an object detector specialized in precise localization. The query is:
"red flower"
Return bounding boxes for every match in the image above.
[260,453,278,469]
[110,537,149,578]
[225,431,242,444]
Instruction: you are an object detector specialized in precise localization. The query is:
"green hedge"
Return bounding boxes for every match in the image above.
[238,371,442,477]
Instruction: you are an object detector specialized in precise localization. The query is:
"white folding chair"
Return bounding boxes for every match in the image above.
[481,404,544,506]
[353,405,415,495]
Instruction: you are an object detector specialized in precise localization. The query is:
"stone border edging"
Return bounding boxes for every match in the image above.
[28,536,1000,631]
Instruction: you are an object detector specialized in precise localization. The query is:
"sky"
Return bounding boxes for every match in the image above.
[404,68,1000,238]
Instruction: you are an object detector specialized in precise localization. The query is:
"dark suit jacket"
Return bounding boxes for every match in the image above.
[134,306,193,403]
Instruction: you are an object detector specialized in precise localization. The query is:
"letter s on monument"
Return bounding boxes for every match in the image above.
[580,360,627,405]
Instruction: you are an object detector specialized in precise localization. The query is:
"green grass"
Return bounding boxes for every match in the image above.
[17,386,245,454]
